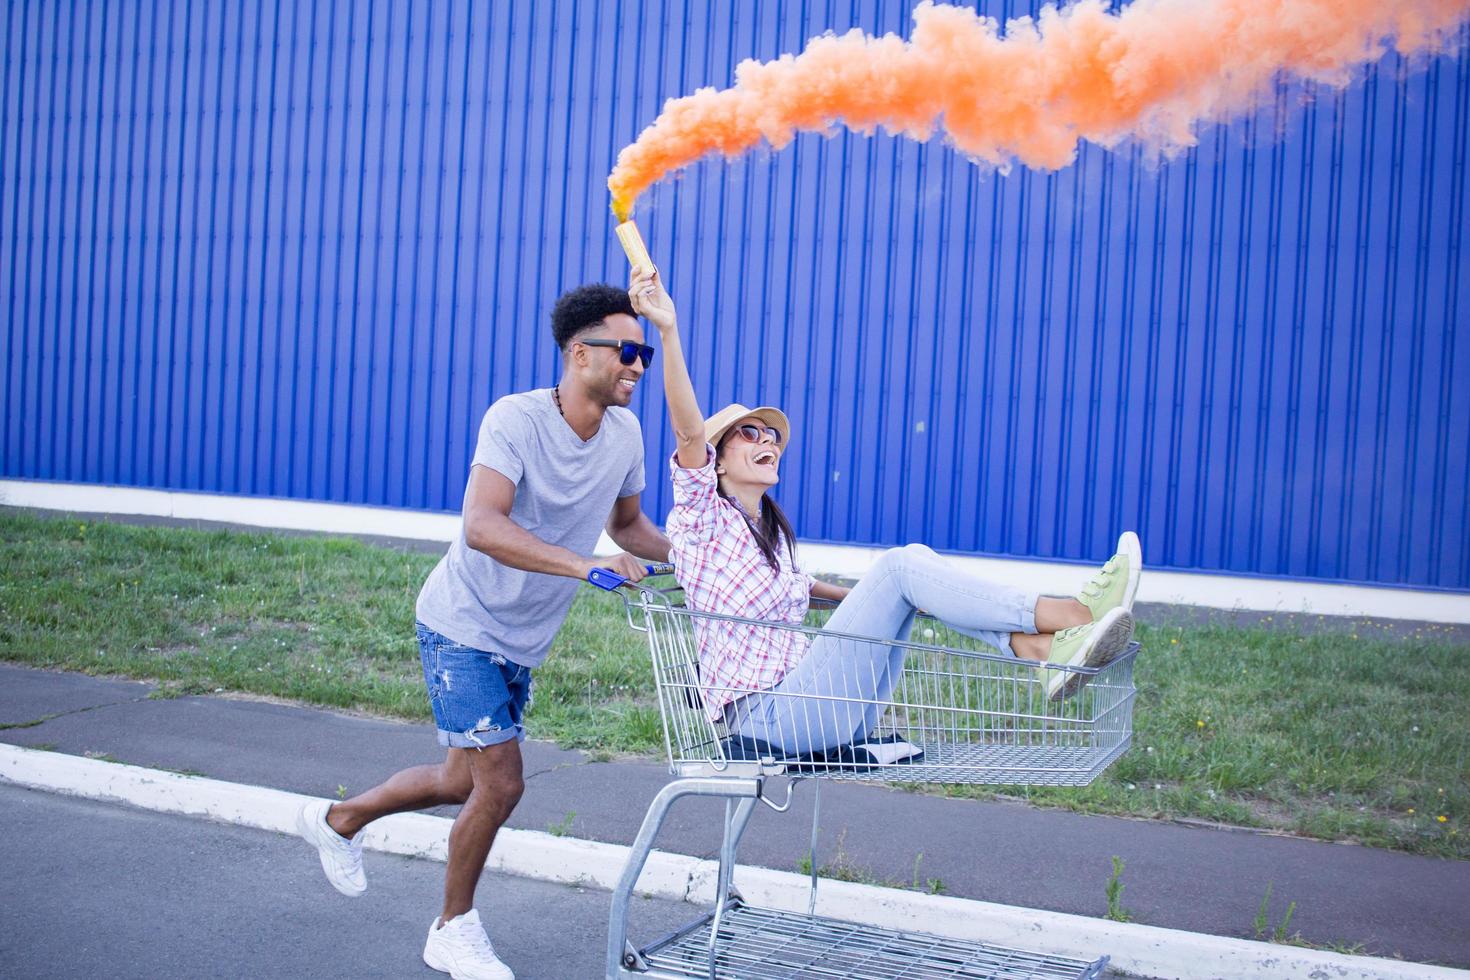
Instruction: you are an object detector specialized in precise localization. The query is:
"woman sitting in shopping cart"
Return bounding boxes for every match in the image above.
[628,266,1140,760]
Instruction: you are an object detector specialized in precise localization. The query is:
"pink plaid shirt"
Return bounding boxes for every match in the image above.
[666,446,814,721]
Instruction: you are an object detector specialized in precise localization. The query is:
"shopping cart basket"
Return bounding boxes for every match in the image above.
[593,566,1139,979]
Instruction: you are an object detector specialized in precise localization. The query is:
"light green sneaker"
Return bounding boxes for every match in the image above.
[1076,531,1143,622]
[1043,607,1135,701]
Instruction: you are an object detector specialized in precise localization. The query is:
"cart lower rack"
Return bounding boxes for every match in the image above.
[605,585,1137,980]
[640,900,1106,979]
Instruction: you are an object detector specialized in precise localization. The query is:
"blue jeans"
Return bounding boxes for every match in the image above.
[730,544,1038,755]
[417,622,534,749]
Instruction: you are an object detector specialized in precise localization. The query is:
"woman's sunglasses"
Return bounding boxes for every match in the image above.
[729,423,784,446]
[579,338,655,368]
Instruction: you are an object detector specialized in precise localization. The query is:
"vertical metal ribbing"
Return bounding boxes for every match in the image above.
[275,0,312,501]
[434,0,476,508]
[402,0,433,510]
[0,3,20,471]
[480,0,517,480]
[141,0,178,489]
[257,0,292,500]
[162,1,197,489]
[28,3,61,480]
[241,0,283,493]
[296,0,331,500]
[335,0,376,505]
[1400,63,1437,584]
[46,0,83,481]
[23,2,47,479]
[69,4,106,483]
[405,0,452,511]
[1,1,1467,590]
[1440,29,1470,586]
[195,0,231,491]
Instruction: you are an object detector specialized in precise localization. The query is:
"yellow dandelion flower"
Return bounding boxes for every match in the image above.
[1196,720,1205,728]
[1438,816,1448,823]
[1408,808,1415,815]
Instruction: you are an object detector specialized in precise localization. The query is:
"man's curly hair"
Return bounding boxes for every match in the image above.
[550,283,637,351]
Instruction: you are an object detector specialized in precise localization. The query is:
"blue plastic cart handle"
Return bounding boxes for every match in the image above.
[587,562,675,591]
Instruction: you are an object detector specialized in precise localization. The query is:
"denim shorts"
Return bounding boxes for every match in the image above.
[416,622,533,749]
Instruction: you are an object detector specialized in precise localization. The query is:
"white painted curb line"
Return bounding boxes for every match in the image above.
[5,477,1468,623]
[2,745,1460,980]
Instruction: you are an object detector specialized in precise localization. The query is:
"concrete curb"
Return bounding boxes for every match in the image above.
[1,744,1459,980]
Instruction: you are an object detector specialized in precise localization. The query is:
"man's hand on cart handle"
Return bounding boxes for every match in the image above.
[580,552,649,585]
[587,561,676,591]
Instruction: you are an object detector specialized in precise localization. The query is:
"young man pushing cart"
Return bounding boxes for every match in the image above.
[296,283,670,980]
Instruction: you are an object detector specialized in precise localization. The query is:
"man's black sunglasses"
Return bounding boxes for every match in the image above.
[579,338,655,368]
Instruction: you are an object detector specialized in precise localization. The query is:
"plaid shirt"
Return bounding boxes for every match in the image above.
[666,446,813,721]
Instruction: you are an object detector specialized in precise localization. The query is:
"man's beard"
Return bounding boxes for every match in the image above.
[590,374,633,408]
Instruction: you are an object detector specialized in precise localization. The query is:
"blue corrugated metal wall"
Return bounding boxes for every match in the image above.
[2,1,1467,590]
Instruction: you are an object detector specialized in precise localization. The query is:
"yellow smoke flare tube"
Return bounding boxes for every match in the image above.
[615,220,655,274]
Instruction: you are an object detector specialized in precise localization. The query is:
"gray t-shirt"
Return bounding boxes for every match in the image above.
[416,388,646,667]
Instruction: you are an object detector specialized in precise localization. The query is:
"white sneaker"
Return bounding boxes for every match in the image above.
[295,799,365,897]
[854,737,924,765]
[423,910,515,980]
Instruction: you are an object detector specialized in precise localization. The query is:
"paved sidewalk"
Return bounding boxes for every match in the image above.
[2,663,1467,969]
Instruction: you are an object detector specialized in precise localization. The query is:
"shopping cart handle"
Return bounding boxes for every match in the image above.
[587,562,675,591]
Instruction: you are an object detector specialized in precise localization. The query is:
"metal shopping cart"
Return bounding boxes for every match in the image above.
[590,566,1139,980]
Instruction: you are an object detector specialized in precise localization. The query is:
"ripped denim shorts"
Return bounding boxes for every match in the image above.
[416,622,533,750]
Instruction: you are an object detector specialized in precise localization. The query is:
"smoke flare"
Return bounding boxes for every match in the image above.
[608,0,1470,221]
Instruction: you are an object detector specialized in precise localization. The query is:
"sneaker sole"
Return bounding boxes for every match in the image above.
[423,944,513,980]
[1117,531,1143,611]
[1049,609,1134,702]
[422,947,452,976]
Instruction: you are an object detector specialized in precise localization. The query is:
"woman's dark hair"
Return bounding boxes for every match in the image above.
[550,283,637,350]
[717,434,798,572]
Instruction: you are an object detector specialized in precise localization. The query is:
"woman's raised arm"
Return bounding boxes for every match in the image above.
[630,266,707,470]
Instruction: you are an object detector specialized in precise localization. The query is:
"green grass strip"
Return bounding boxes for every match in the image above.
[1,509,1464,857]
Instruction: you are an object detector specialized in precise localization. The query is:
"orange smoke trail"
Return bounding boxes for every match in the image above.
[608,0,1470,221]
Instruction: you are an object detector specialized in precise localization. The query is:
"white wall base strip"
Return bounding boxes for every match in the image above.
[801,541,1470,624]
[2,745,1460,980]
[0,478,463,543]
[3,477,1467,623]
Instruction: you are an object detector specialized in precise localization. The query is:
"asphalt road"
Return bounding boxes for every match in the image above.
[5,665,1467,968]
[0,782,697,980]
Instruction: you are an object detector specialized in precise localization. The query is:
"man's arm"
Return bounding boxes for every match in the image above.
[605,493,672,563]
[462,465,649,581]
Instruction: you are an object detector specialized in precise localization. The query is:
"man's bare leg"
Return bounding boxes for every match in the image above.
[326,750,473,839]
[320,741,524,922]
[440,740,524,922]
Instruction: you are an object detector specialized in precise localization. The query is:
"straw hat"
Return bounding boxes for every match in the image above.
[705,403,792,452]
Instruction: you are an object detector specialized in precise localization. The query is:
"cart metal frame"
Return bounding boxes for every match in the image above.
[607,584,1136,979]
